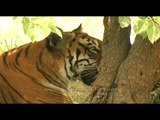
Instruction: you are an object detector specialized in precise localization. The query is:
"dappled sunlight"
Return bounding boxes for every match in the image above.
[0,17,30,41]
[0,17,104,52]
[0,17,31,51]
[54,17,104,41]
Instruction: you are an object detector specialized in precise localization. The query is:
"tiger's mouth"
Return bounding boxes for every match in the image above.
[77,68,98,85]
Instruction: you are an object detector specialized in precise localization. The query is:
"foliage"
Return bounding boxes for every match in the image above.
[14,17,60,41]
[118,17,131,28]
[0,17,60,52]
[0,17,103,53]
[1,16,160,52]
[119,16,160,43]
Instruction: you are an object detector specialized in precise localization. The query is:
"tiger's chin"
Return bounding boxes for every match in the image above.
[78,68,98,85]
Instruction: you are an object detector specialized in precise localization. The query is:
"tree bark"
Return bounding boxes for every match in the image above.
[88,16,131,103]
[110,36,160,103]
[88,16,160,103]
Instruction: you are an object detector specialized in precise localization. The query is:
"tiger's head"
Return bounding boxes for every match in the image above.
[46,24,102,86]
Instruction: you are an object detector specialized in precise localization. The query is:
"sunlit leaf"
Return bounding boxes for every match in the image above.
[139,16,147,20]
[21,17,55,41]
[25,24,50,41]
[132,17,160,43]
[118,17,131,28]
[133,18,149,35]
[30,17,55,26]
[147,23,160,43]
[152,16,160,25]
[13,16,18,20]
[22,17,30,34]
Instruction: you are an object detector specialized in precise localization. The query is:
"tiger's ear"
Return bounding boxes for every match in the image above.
[56,26,64,37]
[46,32,62,50]
[72,24,83,33]
[46,26,65,48]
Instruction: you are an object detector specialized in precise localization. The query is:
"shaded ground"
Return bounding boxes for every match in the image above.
[69,81,92,103]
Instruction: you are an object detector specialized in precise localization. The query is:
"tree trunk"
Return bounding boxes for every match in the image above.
[88,16,131,103]
[88,16,160,103]
[110,36,160,103]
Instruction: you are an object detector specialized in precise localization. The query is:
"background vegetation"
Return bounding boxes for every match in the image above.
[0,17,104,52]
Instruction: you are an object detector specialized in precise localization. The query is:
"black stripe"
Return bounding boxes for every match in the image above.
[39,48,44,65]
[81,71,97,85]
[68,49,74,63]
[91,40,97,45]
[15,49,23,65]
[78,41,100,54]
[78,42,88,55]
[1,91,7,103]
[68,49,74,73]
[75,58,91,67]
[2,52,9,69]
[7,88,19,103]
[0,73,30,103]
[12,64,45,88]
[75,48,81,68]
[24,43,32,57]
[87,43,93,46]
[36,61,67,90]
[1,88,18,103]
[10,62,17,71]
[69,38,76,47]
[78,42,87,49]
[51,63,69,88]
[10,48,16,52]
[76,48,81,62]
[64,59,71,80]
[36,62,60,85]
[37,99,47,103]
[2,88,11,103]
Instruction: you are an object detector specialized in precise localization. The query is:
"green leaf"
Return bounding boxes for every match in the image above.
[26,26,38,41]
[147,23,160,43]
[131,17,160,43]
[133,18,152,39]
[21,17,55,41]
[0,17,56,52]
[133,18,149,34]
[152,16,160,25]
[118,17,131,28]
[30,17,55,26]
[22,17,30,34]
[139,16,147,20]
[13,16,18,20]
[26,24,51,41]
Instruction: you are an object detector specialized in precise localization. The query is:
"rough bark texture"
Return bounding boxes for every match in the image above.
[88,16,160,103]
[88,17,131,103]
[110,36,160,103]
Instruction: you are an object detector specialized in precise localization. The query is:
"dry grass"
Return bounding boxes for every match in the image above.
[69,81,93,103]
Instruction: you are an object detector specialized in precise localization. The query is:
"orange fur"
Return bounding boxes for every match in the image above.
[0,25,102,103]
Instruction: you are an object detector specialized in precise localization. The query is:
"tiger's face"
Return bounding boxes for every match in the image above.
[46,24,102,85]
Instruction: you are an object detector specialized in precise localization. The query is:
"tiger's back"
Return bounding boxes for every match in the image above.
[0,24,102,103]
[0,41,72,103]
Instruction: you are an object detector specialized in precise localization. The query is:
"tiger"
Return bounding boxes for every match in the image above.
[0,24,102,103]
